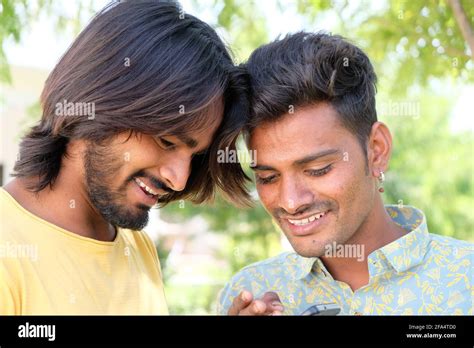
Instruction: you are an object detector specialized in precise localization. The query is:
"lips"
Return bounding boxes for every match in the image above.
[134,177,159,196]
[132,177,164,206]
[287,211,327,226]
[282,210,330,237]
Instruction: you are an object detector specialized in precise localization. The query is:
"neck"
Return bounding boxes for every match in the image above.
[4,160,116,242]
[320,195,407,291]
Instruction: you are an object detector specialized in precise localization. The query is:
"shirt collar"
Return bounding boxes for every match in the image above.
[373,205,430,273]
[293,205,430,279]
[293,255,319,280]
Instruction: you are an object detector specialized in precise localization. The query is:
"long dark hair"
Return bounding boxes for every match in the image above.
[13,0,251,206]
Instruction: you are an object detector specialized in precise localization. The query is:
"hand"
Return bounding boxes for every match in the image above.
[227,290,284,315]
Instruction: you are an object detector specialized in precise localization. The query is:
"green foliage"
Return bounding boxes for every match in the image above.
[0,0,95,83]
[294,0,474,95]
[213,0,269,61]
[381,91,473,241]
[0,0,27,82]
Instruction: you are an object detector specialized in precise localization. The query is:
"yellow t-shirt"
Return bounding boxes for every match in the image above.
[0,188,168,315]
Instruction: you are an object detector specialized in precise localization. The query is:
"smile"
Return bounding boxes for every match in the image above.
[287,211,327,226]
[134,177,159,197]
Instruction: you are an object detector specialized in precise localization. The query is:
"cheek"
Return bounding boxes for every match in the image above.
[311,163,366,212]
[308,168,349,202]
[115,140,163,173]
[256,185,277,213]
[329,163,372,222]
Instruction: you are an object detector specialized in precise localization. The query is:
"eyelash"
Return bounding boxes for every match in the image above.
[256,176,276,185]
[308,164,333,177]
[157,137,176,151]
[157,136,207,157]
[256,164,333,185]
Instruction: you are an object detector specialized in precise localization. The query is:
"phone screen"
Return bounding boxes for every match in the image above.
[301,303,341,316]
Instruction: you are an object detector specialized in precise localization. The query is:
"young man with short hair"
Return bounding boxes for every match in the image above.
[219,32,472,315]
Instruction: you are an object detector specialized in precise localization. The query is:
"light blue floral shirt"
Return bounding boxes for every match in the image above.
[217,205,473,315]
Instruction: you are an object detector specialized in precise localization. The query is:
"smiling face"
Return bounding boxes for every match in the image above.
[83,110,222,230]
[250,103,378,257]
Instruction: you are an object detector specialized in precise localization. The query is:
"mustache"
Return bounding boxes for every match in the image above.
[273,201,334,219]
[148,175,174,194]
[127,170,175,194]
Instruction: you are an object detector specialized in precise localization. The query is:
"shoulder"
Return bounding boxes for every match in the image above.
[0,188,27,241]
[429,232,472,248]
[118,229,161,269]
[119,229,157,255]
[425,233,472,282]
[428,233,473,259]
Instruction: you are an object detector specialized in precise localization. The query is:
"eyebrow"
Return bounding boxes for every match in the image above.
[294,149,341,166]
[250,149,341,171]
[177,135,198,149]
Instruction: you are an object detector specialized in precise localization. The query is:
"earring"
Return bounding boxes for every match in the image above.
[378,171,385,193]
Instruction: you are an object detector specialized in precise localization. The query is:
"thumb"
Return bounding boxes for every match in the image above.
[261,291,284,314]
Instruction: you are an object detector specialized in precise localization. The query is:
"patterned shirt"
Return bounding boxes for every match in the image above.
[217,205,473,315]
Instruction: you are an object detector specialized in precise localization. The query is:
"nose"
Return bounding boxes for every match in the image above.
[159,155,191,192]
[278,175,314,215]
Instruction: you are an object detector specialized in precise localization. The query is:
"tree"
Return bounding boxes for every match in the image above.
[293,0,473,95]
[0,0,96,82]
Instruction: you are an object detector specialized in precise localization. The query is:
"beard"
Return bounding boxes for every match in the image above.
[84,145,151,231]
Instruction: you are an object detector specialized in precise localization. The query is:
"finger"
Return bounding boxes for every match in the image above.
[238,299,267,316]
[227,290,253,315]
[261,291,284,313]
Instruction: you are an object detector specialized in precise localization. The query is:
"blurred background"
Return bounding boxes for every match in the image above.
[1,0,473,314]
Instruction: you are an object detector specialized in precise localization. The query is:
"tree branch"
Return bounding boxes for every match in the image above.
[447,0,474,59]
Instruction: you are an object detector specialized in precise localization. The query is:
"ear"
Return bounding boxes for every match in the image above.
[367,122,392,178]
[66,139,88,157]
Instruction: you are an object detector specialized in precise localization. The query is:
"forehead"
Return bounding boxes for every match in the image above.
[249,103,352,163]
[174,96,225,147]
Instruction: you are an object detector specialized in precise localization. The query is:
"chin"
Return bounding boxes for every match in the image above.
[111,215,149,230]
[290,241,326,258]
[296,249,325,258]
[287,232,337,258]
[99,202,150,231]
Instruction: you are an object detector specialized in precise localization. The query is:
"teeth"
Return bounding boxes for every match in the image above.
[288,212,326,226]
[134,178,158,196]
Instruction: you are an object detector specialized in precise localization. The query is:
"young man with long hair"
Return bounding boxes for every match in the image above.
[1,1,250,315]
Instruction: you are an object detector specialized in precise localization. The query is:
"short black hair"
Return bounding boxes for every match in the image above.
[245,31,378,154]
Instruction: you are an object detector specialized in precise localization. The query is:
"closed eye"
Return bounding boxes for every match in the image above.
[256,164,333,184]
[307,164,333,177]
[156,137,176,150]
[256,174,278,185]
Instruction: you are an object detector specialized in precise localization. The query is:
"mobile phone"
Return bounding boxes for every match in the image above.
[301,303,341,316]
